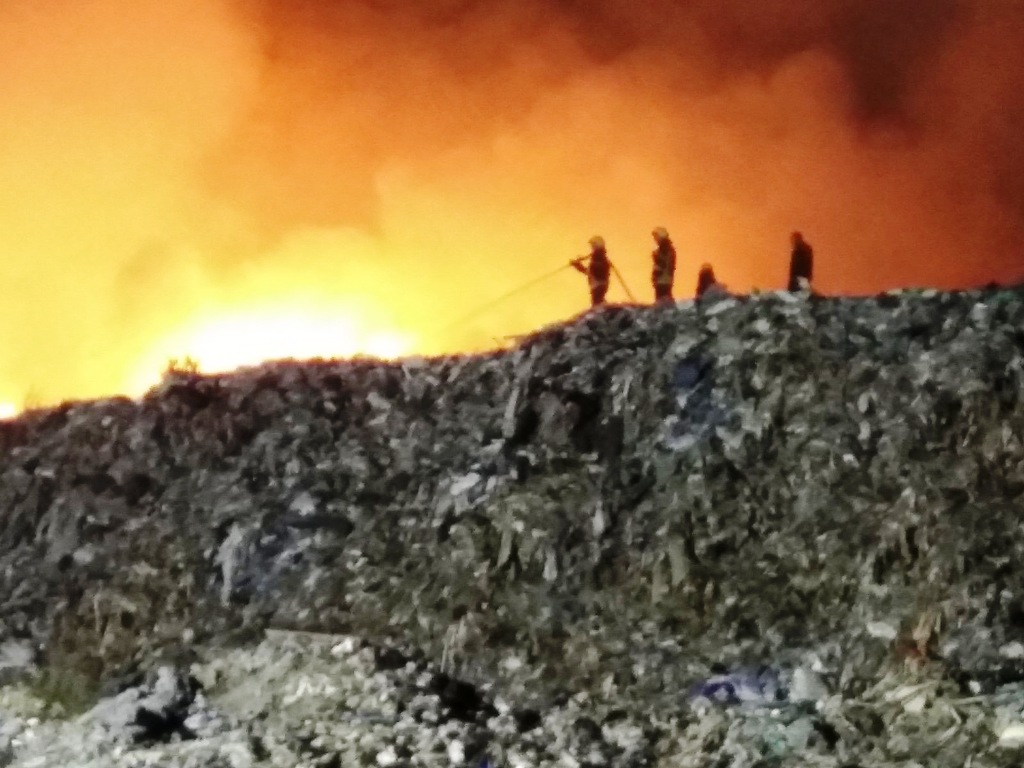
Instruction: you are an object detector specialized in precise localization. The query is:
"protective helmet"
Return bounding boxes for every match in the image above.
[588,235,605,249]
[791,231,803,243]
[652,226,669,241]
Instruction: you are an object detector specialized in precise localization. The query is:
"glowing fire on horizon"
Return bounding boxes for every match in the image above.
[123,302,417,397]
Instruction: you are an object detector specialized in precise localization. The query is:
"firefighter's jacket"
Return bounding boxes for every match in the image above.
[574,248,611,290]
[652,241,676,287]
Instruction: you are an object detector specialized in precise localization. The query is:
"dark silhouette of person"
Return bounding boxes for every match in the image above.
[571,236,611,307]
[651,227,676,302]
[695,263,718,298]
[788,231,814,291]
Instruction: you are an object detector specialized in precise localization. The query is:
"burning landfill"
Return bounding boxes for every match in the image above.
[4,0,1024,409]
[2,286,1024,766]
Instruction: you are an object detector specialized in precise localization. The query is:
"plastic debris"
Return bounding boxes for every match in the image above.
[689,667,783,707]
[0,289,1023,765]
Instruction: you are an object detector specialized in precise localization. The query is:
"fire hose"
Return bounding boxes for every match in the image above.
[610,262,637,303]
[436,256,639,339]
[435,262,574,336]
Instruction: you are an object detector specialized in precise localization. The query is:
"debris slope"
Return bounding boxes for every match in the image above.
[3,288,1024,766]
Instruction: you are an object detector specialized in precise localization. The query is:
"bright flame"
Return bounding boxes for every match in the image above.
[124,302,415,396]
[0,402,18,420]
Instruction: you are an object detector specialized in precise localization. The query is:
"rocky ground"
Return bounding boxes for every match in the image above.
[3,287,1024,766]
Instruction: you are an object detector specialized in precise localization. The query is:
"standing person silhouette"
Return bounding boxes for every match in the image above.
[788,231,814,292]
[651,227,676,303]
[570,236,611,307]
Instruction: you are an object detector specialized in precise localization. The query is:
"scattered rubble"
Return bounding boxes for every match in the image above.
[2,287,1024,765]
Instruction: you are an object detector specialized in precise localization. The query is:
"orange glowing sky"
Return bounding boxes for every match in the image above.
[1,0,1023,412]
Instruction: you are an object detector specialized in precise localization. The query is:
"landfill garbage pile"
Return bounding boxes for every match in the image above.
[3,287,1024,766]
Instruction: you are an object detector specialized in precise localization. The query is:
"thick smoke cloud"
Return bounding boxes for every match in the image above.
[0,0,1021,406]
[255,0,964,123]
[234,0,1023,254]
[218,0,1024,284]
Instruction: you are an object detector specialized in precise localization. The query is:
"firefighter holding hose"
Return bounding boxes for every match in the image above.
[571,235,612,307]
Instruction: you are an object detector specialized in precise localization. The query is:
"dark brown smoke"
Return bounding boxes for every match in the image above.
[225,0,1023,277]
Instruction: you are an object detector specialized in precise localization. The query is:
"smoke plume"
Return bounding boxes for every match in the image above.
[1,0,1022,407]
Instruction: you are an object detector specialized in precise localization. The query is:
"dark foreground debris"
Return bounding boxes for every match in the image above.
[3,288,1024,764]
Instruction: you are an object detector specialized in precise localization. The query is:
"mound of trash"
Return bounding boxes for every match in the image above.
[3,286,1024,766]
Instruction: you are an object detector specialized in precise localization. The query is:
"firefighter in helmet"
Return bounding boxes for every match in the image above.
[571,235,612,307]
[651,226,676,303]
[788,231,814,292]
